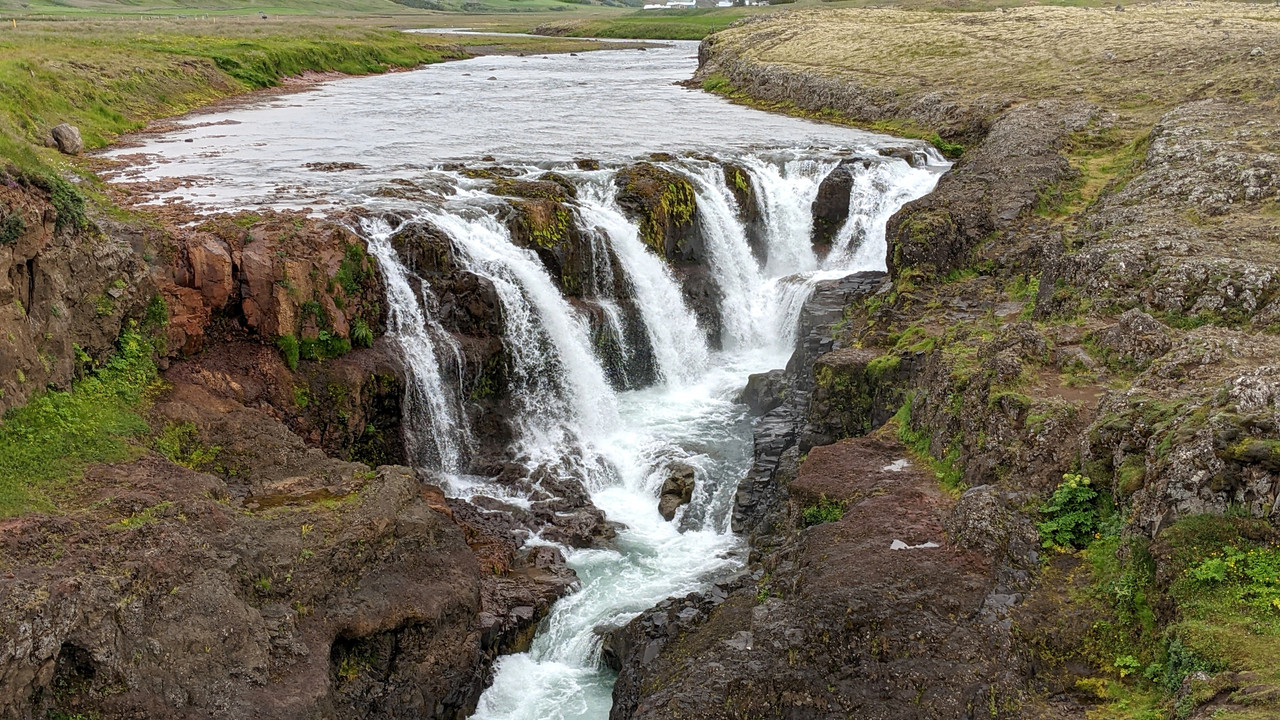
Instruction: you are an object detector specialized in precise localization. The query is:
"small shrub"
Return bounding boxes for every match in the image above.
[0,206,24,245]
[803,495,845,526]
[1038,473,1099,550]
[277,334,301,371]
[350,318,374,348]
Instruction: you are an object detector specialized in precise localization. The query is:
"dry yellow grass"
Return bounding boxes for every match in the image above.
[711,3,1280,123]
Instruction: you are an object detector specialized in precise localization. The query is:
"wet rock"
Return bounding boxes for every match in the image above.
[739,368,786,415]
[50,123,83,155]
[658,462,696,521]
[614,162,701,264]
[720,161,766,262]
[810,157,872,254]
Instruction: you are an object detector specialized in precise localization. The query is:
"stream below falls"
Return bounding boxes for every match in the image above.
[107,39,946,720]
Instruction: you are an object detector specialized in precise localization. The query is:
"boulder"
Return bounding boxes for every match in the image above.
[50,124,84,155]
[658,462,696,521]
[1089,308,1173,370]
[811,158,871,253]
[739,368,786,416]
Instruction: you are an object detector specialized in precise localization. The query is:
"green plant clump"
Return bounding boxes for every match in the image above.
[277,334,300,371]
[0,206,25,245]
[154,421,220,471]
[351,318,374,348]
[1038,473,1099,549]
[0,328,157,516]
[299,330,351,362]
[803,495,846,526]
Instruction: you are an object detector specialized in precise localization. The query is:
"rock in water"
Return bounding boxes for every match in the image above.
[50,124,83,155]
[658,462,696,521]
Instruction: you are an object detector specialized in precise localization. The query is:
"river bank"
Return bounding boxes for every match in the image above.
[605,3,1280,719]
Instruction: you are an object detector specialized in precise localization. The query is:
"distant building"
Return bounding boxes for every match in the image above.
[642,0,697,8]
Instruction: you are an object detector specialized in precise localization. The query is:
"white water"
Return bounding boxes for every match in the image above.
[824,159,943,271]
[101,41,948,719]
[359,217,470,472]
[427,209,619,468]
[575,179,709,386]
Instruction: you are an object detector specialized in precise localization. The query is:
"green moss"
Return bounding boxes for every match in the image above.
[154,422,220,471]
[0,327,157,516]
[892,393,967,494]
[866,353,901,380]
[928,132,964,159]
[335,242,373,296]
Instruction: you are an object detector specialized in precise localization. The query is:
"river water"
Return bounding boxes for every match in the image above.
[108,39,945,720]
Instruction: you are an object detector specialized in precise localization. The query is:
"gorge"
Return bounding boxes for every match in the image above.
[3,39,946,719]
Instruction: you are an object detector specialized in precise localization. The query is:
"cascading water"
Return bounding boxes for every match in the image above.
[427,209,620,474]
[105,41,949,718]
[575,179,709,386]
[823,158,945,271]
[739,156,834,277]
[358,216,470,473]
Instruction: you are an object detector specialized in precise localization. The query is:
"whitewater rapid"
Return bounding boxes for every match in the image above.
[102,39,946,719]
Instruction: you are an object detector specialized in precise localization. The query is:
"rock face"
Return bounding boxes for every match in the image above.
[0,171,152,415]
[614,163,701,264]
[810,158,868,255]
[657,462,696,521]
[611,435,1030,720]
[50,124,84,155]
[2,457,487,720]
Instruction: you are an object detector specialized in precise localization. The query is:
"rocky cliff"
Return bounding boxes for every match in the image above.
[606,4,1280,719]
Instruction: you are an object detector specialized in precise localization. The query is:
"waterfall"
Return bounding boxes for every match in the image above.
[358,217,470,473]
[823,158,942,271]
[680,163,768,351]
[427,210,619,467]
[738,156,834,277]
[575,179,709,386]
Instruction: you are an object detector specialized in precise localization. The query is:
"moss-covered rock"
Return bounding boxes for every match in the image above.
[614,162,701,264]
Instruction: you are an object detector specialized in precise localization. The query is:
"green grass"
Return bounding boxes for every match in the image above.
[0,17,603,175]
[0,327,158,516]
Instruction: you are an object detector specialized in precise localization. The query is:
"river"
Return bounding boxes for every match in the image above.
[107,39,945,720]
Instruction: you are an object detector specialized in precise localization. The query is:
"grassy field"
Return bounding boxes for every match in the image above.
[0,16,604,176]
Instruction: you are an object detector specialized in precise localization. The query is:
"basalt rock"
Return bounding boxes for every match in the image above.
[658,462,697,521]
[810,158,873,256]
[886,101,1086,281]
[721,161,766,263]
[612,436,1027,720]
[1,456,487,720]
[0,173,153,415]
[614,162,701,264]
